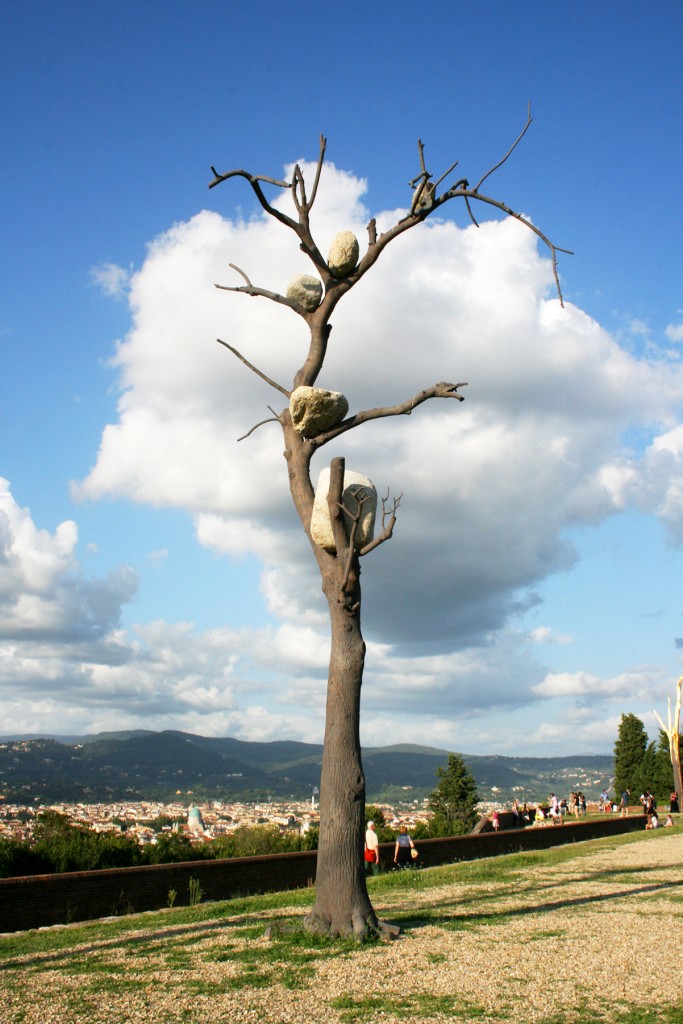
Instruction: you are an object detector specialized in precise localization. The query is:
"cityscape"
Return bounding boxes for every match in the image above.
[0,796,434,849]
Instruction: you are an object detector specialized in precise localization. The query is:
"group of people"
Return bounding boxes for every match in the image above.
[364,788,680,868]
[617,788,679,828]
[641,790,679,829]
[363,821,417,874]
[568,791,587,816]
[531,793,582,825]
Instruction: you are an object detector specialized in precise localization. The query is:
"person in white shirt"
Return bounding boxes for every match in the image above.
[364,820,380,875]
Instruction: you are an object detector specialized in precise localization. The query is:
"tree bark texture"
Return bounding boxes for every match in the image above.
[304,573,378,938]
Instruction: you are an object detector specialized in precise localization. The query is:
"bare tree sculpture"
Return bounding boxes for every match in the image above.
[654,676,683,805]
[209,114,569,939]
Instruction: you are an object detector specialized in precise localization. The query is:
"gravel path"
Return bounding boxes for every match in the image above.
[2,831,682,1023]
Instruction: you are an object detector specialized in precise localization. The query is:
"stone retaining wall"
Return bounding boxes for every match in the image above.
[0,814,645,934]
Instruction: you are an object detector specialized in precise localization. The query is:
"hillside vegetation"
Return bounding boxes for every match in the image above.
[0,731,613,803]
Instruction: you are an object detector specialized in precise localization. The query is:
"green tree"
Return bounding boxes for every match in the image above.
[637,742,658,802]
[0,836,48,878]
[220,824,293,858]
[149,814,184,833]
[297,824,319,851]
[364,805,393,842]
[649,730,675,803]
[613,713,648,802]
[143,832,209,865]
[427,754,479,836]
[32,813,143,873]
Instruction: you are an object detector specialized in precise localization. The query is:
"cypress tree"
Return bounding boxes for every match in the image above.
[613,713,648,802]
[652,730,675,803]
[428,753,479,836]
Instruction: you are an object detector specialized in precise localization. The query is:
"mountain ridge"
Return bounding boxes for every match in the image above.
[0,730,613,804]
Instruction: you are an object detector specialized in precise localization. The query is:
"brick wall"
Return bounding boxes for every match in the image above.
[0,814,646,934]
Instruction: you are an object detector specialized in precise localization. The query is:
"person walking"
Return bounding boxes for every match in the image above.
[393,824,415,868]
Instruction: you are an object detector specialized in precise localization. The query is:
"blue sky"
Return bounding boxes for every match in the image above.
[1,2,682,756]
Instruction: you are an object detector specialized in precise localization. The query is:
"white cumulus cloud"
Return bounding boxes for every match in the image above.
[6,160,683,748]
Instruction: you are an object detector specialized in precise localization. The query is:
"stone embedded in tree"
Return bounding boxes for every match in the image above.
[327,231,359,278]
[311,467,377,551]
[289,386,349,437]
[286,274,323,311]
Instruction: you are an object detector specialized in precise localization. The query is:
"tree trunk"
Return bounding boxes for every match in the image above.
[283,438,393,940]
[672,679,683,807]
[304,570,379,938]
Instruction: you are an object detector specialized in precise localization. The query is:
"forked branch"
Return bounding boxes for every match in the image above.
[215,264,304,315]
[210,135,329,273]
[337,489,401,591]
[359,491,402,557]
[237,411,282,443]
[208,167,295,232]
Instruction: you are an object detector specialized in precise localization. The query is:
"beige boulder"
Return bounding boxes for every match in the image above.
[286,274,323,311]
[310,468,376,551]
[289,386,349,437]
[327,231,359,278]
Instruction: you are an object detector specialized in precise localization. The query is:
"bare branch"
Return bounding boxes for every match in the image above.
[474,102,533,193]
[225,263,253,288]
[434,160,459,191]
[359,491,402,557]
[441,193,573,305]
[209,166,290,191]
[307,134,327,209]
[237,415,281,442]
[464,195,480,228]
[314,381,468,447]
[208,166,297,233]
[208,151,327,270]
[216,338,291,397]
[409,139,434,215]
[291,163,306,213]
[215,264,305,315]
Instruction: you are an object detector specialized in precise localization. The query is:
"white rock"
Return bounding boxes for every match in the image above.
[310,468,377,551]
[286,274,323,311]
[327,231,359,278]
[289,386,349,436]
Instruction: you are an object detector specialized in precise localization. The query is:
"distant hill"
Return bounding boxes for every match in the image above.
[0,731,613,805]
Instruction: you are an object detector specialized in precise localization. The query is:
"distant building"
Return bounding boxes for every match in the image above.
[187,804,205,834]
